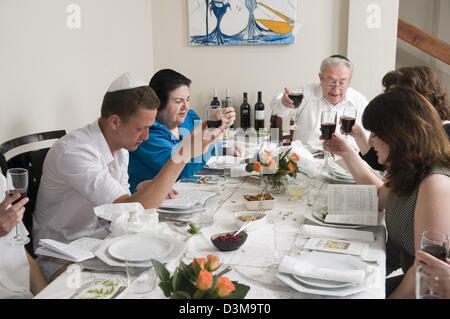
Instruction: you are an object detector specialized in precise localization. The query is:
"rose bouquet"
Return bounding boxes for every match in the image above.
[245,148,300,190]
[151,255,250,299]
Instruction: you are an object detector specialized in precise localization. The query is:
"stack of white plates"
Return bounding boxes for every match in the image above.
[95,232,186,267]
[276,253,369,297]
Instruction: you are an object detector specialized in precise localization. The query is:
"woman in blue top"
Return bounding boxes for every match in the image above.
[128,69,236,193]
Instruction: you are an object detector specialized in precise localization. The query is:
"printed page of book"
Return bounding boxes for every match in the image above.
[325,185,378,226]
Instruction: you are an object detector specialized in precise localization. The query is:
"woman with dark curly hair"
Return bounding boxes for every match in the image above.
[322,87,450,298]
[347,66,450,171]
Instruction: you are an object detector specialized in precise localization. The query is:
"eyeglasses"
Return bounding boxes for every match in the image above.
[324,80,348,89]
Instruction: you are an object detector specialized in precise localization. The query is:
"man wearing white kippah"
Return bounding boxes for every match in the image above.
[33,73,224,281]
[270,55,369,152]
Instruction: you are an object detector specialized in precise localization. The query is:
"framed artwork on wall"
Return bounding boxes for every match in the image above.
[188,0,297,46]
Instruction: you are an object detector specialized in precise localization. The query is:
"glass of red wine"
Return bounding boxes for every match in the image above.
[420,230,448,261]
[320,109,337,168]
[206,105,223,168]
[6,168,29,246]
[341,106,357,140]
[287,88,304,133]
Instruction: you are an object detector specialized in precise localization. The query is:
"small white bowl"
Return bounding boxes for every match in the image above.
[243,193,276,211]
[234,211,268,231]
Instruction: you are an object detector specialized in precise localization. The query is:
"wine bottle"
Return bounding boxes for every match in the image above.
[240,92,250,130]
[254,91,265,132]
[210,88,220,106]
[225,88,234,128]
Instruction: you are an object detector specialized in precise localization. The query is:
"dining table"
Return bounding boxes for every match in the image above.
[34,139,387,300]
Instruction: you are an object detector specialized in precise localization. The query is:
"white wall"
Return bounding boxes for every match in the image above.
[347,0,399,101]
[0,0,154,142]
[396,0,450,91]
[151,0,351,128]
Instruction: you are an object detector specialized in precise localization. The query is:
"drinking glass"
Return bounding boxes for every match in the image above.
[420,230,449,261]
[125,254,157,295]
[416,264,450,299]
[320,109,337,169]
[288,88,304,109]
[273,223,298,259]
[284,174,310,202]
[341,106,357,139]
[206,105,223,168]
[6,168,30,246]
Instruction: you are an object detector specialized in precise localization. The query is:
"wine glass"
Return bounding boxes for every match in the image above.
[206,105,223,168]
[320,109,337,169]
[341,106,357,140]
[287,88,304,137]
[6,168,30,246]
[284,174,310,202]
[420,230,448,261]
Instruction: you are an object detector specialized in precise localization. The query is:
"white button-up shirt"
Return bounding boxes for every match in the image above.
[33,120,130,266]
[0,174,33,299]
[270,83,369,151]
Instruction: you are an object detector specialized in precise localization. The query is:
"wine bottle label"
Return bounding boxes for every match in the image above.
[255,110,265,120]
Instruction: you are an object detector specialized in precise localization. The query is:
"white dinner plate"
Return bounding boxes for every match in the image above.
[277,252,369,296]
[321,171,355,184]
[96,233,186,267]
[107,233,172,262]
[206,155,242,169]
[303,209,362,229]
[292,274,352,289]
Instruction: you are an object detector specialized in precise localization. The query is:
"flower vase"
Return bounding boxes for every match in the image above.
[262,175,287,194]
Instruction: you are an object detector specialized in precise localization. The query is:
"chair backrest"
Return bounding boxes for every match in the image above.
[269,114,292,146]
[0,130,66,255]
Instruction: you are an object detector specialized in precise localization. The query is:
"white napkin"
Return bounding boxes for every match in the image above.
[278,255,366,284]
[284,141,321,178]
[302,225,374,243]
[94,203,159,237]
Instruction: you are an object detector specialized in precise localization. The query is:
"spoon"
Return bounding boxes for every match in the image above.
[234,221,251,236]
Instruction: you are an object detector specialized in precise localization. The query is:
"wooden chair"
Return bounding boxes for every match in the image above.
[0,130,66,256]
[270,114,292,145]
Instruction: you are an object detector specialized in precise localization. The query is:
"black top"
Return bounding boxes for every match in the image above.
[360,123,450,171]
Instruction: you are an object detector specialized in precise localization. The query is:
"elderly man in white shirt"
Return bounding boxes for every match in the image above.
[270,55,369,152]
[0,174,47,298]
[33,73,224,281]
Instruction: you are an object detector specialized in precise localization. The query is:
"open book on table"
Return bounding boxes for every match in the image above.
[322,184,379,226]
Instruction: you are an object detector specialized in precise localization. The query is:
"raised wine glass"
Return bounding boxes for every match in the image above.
[341,106,357,140]
[320,109,337,169]
[287,88,304,135]
[206,105,223,168]
[6,168,30,246]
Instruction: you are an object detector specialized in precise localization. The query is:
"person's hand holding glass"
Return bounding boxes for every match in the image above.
[6,168,30,246]
[320,109,337,168]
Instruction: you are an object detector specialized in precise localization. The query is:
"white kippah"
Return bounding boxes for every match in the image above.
[107,72,147,92]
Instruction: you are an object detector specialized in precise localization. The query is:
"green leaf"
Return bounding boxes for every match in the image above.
[159,281,173,297]
[171,291,192,299]
[223,282,250,299]
[151,259,170,282]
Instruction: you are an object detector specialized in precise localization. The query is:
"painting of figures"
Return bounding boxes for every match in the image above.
[188,0,297,46]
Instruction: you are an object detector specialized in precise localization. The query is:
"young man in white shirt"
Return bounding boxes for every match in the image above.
[33,73,224,281]
[0,174,47,298]
[270,55,369,152]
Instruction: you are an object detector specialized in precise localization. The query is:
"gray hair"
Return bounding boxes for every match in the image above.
[320,56,354,75]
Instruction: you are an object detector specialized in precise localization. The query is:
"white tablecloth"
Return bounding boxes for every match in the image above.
[34,174,386,299]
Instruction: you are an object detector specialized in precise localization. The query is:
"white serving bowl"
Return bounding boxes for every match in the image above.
[234,211,268,231]
[242,193,276,211]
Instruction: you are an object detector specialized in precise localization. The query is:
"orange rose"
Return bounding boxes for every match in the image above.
[289,153,300,163]
[196,270,213,291]
[193,258,206,271]
[267,159,277,171]
[260,152,272,163]
[215,276,235,297]
[206,254,220,272]
[288,162,295,172]
[253,161,262,173]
